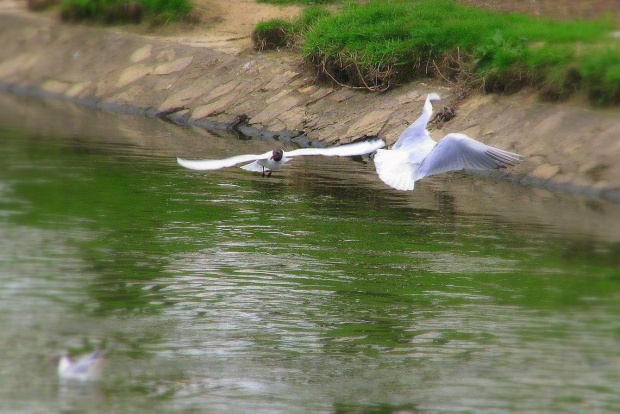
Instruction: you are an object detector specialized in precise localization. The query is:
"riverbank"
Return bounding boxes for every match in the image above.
[1,7,619,200]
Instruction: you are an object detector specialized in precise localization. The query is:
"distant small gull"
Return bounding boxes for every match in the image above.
[374,93,523,191]
[177,139,385,177]
[52,348,112,381]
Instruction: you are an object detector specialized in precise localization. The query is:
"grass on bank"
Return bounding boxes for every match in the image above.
[253,6,331,51]
[257,0,338,4]
[254,0,620,104]
[58,0,195,23]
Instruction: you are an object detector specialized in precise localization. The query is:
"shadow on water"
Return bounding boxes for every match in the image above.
[0,93,619,413]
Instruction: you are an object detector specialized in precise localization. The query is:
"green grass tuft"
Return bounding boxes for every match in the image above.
[257,0,338,5]
[252,6,332,51]
[28,0,60,11]
[258,0,619,104]
[252,19,294,51]
[60,0,193,23]
[580,46,620,105]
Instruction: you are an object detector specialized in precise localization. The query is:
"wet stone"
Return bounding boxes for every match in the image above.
[154,57,193,75]
[41,79,70,95]
[204,80,241,102]
[329,88,357,103]
[262,70,300,91]
[266,90,291,105]
[131,45,152,63]
[345,110,392,139]
[116,64,152,89]
[251,96,300,126]
[191,93,239,119]
[65,81,90,98]
[531,163,561,180]
[157,78,216,113]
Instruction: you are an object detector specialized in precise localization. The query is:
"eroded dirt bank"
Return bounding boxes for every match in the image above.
[1,10,619,200]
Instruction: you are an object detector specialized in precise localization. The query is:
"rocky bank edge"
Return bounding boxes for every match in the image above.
[1,11,619,201]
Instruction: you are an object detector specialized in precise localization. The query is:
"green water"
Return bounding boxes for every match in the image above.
[0,93,619,413]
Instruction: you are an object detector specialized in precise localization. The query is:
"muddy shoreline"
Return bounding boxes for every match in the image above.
[1,11,619,201]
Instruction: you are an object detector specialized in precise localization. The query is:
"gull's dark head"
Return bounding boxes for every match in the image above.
[271,149,284,162]
[49,351,70,365]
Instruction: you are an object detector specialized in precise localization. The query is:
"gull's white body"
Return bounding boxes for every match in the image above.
[374,94,522,191]
[239,153,289,174]
[56,349,110,381]
[177,139,385,174]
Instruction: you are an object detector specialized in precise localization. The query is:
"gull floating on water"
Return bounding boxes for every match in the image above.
[374,93,523,191]
[177,139,385,177]
[52,348,112,381]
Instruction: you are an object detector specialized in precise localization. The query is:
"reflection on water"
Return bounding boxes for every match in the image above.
[0,93,619,413]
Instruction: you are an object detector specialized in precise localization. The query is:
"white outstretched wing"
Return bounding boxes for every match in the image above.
[62,348,112,380]
[373,148,418,191]
[177,151,273,171]
[417,133,522,179]
[285,139,385,157]
[68,350,105,375]
[178,139,384,172]
[392,93,440,151]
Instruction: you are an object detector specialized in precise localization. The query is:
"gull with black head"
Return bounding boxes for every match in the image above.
[177,139,385,177]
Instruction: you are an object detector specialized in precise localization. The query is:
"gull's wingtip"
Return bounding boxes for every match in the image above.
[176,157,206,171]
[176,157,192,169]
[371,138,386,150]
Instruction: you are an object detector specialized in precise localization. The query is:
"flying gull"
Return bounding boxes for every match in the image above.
[177,139,385,177]
[374,93,522,191]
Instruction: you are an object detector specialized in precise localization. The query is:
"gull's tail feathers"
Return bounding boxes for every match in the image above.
[373,149,417,191]
[240,161,264,172]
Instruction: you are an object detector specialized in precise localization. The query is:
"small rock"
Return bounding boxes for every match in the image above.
[41,79,70,94]
[154,57,193,75]
[116,64,152,88]
[531,163,561,180]
[130,45,152,63]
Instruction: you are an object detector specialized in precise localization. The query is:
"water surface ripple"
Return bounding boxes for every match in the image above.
[0,94,619,414]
